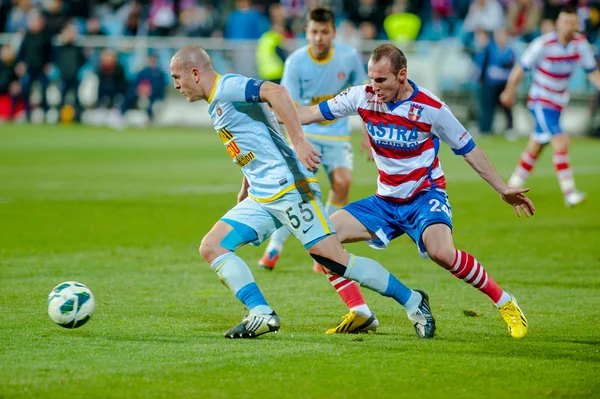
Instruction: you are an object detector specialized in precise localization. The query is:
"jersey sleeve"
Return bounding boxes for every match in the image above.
[215,75,265,103]
[578,39,598,73]
[431,104,476,155]
[350,50,368,85]
[520,37,545,71]
[318,85,363,120]
[280,60,301,102]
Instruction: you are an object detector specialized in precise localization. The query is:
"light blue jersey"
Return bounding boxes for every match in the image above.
[282,42,367,140]
[207,73,317,202]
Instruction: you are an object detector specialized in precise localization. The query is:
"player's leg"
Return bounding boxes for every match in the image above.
[507,107,549,188]
[316,197,436,338]
[200,199,281,338]
[417,191,527,338]
[550,132,585,206]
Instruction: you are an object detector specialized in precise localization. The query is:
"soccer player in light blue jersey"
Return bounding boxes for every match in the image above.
[169,45,436,339]
[258,8,379,334]
[260,8,372,274]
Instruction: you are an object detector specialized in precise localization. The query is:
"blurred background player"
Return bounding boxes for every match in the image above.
[170,45,435,340]
[294,44,533,339]
[501,6,600,207]
[257,8,379,334]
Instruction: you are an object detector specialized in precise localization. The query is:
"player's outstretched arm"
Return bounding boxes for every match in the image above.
[259,82,321,171]
[500,64,525,108]
[296,105,327,125]
[463,146,535,217]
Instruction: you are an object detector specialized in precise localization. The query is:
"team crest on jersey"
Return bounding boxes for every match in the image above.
[337,72,346,80]
[216,107,222,116]
[408,103,424,121]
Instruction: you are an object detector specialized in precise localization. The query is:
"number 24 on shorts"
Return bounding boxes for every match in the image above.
[429,199,452,217]
[285,201,315,230]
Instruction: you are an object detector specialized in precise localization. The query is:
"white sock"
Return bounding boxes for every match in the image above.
[495,291,512,307]
[403,290,422,313]
[351,304,371,316]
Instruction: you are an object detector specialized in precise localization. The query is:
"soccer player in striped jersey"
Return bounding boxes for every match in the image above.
[258,7,379,334]
[170,45,436,339]
[501,6,600,207]
[294,44,535,339]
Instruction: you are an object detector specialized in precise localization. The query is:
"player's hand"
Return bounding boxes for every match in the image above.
[500,187,535,217]
[360,134,374,161]
[499,90,515,108]
[293,138,321,171]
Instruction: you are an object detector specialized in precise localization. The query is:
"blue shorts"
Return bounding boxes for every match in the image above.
[529,105,562,144]
[344,189,453,258]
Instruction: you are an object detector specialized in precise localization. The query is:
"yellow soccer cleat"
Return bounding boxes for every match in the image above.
[497,295,528,339]
[325,310,379,334]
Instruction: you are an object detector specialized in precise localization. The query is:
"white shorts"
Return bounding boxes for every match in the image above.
[221,183,335,250]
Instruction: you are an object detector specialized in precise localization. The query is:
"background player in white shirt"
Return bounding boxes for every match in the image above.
[501,6,600,207]
[170,45,436,339]
[258,7,379,335]
[294,44,534,339]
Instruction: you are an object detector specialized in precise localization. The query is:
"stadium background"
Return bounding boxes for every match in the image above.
[1,1,599,399]
[1,0,600,135]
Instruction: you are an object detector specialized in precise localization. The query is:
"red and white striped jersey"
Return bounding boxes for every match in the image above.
[521,32,597,111]
[319,80,475,202]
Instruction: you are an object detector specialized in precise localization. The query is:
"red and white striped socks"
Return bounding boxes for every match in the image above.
[553,151,576,195]
[327,274,371,315]
[509,151,538,187]
[449,250,510,307]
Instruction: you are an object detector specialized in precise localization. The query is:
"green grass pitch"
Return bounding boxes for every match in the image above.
[1,125,599,399]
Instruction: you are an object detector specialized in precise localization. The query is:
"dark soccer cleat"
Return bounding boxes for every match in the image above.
[224,312,280,339]
[406,290,436,339]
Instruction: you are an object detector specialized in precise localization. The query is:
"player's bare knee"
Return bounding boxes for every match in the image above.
[427,246,455,268]
[199,234,220,263]
[331,176,351,196]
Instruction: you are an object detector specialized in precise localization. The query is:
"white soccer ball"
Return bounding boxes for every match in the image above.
[47,281,95,328]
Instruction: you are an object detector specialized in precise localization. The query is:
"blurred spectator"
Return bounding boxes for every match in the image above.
[224,0,270,40]
[269,3,293,39]
[463,0,505,33]
[177,2,221,37]
[96,49,127,112]
[122,53,165,122]
[16,13,53,121]
[577,0,600,42]
[123,1,143,36]
[473,28,515,135]
[149,0,177,36]
[56,24,86,122]
[256,24,287,83]
[86,16,108,35]
[44,0,69,37]
[0,45,23,121]
[0,0,10,33]
[506,0,542,41]
[6,0,33,33]
[66,0,91,20]
[542,0,564,24]
[344,0,390,39]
